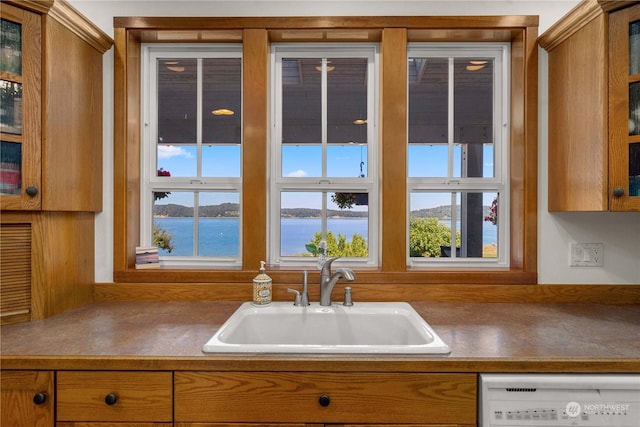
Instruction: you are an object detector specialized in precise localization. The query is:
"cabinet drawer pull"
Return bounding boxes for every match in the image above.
[612,187,625,197]
[25,186,38,196]
[318,394,331,407]
[32,392,47,405]
[104,392,118,405]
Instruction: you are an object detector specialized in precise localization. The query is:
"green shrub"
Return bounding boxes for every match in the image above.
[409,217,460,257]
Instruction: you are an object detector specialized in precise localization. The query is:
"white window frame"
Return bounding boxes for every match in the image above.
[406,43,510,268]
[269,43,379,268]
[140,43,243,269]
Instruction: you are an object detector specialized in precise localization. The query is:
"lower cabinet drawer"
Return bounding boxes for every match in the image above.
[57,424,172,426]
[57,371,173,422]
[174,371,477,424]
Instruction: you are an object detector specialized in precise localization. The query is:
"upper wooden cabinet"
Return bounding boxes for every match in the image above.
[539,0,640,212]
[0,0,112,212]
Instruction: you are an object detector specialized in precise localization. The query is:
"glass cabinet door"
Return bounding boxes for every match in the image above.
[609,4,640,211]
[0,4,41,210]
[629,19,640,199]
[1,18,23,195]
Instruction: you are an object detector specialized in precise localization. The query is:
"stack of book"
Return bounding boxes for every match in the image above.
[135,246,160,269]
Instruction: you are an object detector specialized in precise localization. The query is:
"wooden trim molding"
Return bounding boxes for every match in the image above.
[47,0,113,53]
[598,0,640,13]
[538,0,605,51]
[3,0,54,15]
[114,15,539,31]
[94,282,640,304]
[5,0,113,53]
[380,28,407,271]
[241,29,269,269]
[113,16,539,286]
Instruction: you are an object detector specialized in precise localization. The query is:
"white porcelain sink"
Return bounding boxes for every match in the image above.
[202,302,450,354]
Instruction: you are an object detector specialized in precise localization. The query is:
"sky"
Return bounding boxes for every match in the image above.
[156,142,496,210]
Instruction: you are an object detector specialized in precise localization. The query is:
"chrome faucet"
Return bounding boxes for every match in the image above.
[319,257,356,306]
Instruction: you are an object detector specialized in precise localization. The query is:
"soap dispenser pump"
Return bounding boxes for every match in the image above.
[252,261,272,306]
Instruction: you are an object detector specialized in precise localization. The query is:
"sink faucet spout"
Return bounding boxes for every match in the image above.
[319,257,356,306]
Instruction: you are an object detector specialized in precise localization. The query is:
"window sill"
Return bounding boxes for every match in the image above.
[114,268,536,285]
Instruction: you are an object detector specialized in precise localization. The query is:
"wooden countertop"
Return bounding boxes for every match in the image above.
[1,301,639,372]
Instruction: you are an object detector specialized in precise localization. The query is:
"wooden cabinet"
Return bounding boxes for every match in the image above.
[1,369,476,426]
[0,0,112,324]
[0,0,111,212]
[0,210,96,323]
[56,371,173,424]
[0,370,54,427]
[174,372,477,425]
[539,0,640,212]
[174,425,473,427]
[0,3,41,210]
[609,3,640,211]
[57,424,172,427]
[174,425,314,427]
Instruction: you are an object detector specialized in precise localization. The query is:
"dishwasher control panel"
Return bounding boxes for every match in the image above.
[480,374,640,427]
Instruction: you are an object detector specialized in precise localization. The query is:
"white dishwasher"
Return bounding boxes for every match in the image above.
[480,374,640,427]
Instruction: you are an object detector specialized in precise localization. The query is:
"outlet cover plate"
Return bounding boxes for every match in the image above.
[569,243,604,267]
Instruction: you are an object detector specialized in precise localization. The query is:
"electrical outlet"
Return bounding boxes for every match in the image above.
[569,243,604,267]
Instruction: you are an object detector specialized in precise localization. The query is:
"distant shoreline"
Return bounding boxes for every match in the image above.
[153,203,490,220]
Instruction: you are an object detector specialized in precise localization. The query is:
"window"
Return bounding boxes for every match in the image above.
[114,18,538,285]
[407,44,510,268]
[269,44,379,267]
[141,44,243,268]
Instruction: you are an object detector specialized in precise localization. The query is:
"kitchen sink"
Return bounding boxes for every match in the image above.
[202,301,450,354]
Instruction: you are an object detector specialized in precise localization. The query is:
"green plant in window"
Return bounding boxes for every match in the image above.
[331,192,368,210]
[331,192,357,209]
[152,222,174,253]
[409,217,460,258]
[307,231,368,257]
[153,168,174,252]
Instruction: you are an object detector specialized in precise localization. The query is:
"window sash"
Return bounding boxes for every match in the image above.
[407,43,510,268]
[141,44,243,268]
[270,44,379,267]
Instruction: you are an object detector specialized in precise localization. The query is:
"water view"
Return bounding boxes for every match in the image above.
[154,217,497,257]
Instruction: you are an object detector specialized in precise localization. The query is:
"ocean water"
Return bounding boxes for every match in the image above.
[154,217,369,256]
[154,217,496,257]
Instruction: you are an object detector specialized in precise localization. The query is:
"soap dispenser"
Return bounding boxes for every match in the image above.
[252,261,272,306]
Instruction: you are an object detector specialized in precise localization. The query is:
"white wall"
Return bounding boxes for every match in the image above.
[69,0,640,284]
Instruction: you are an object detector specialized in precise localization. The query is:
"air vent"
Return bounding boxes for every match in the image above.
[0,223,32,324]
[505,388,537,392]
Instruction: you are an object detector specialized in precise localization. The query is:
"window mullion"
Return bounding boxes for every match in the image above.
[193,58,204,256]
[321,58,329,239]
[447,57,455,180]
[450,192,458,259]
[321,58,328,178]
[193,192,199,256]
[141,50,155,247]
[321,191,328,242]
[197,57,203,178]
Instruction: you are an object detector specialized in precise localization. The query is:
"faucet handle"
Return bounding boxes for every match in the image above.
[301,271,310,306]
[343,287,353,306]
[287,288,302,306]
[321,257,340,273]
